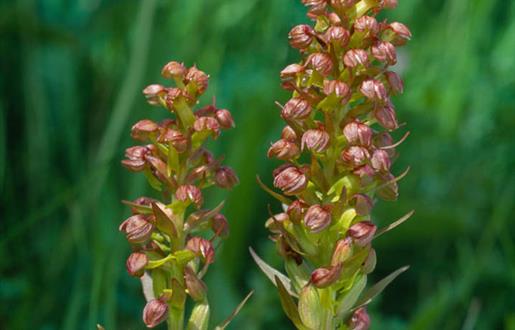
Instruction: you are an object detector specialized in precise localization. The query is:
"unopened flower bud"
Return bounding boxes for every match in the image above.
[186,237,215,264]
[354,164,375,179]
[301,129,330,153]
[143,299,169,328]
[119,214,154,244]
[122,158,147,172]
[304,204,332,233]
[341,146,370,167]
[126,252,148,277]
[184,267,207,301]
[387,22,412,46]
[302,0,327,15]
[352,193,374,216]
[158,128,188,153]
[282,97,312,120]
[329,0,358,9]
[371,149,391,172]
[324,26,350,47]
[348,221,377,247]
[354,16,379,36]
[193,117,221,138]
[211,213,230,238]
[281,125,298,142]
[381,0,398,9]
[164,87,182,109]
[343,121,372,146]
[308,53,334,77]
[131,120,159,141]
[374,103,399,130]
[185,66,209,94]
[288,24,314,49]
[214,166,239,189]
[280,64,305,80]
[176,184,203,208]
[362,249,376,274]
[361,79,388,102]
[287,200,308,223]
[161,61,187,80]
[376,173,399,201]
[265,212,289,233]
[343,49,369,68]
[331,237,353,265]
[273,165,308,196]
[385,71,404,94]
[374,131,396,157]
[268,139,300,160]
[372,41,397,65]
[142,84,166,106]
[349,307,371,330]
[310,264,342,288]
[215,109,235,129]
[323,80,350,101]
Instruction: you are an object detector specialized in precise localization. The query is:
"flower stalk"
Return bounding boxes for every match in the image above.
[254,0,412,328]
[120,61,244,329]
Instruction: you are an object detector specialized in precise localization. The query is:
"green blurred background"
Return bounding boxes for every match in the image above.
[1,0,515,329]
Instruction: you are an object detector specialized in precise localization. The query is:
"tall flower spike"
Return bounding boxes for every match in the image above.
[120,61,249,329]
[255,1,412,329]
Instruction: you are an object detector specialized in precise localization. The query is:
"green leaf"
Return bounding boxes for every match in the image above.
[354,266,410,308]
[151,202,178,237]
[167,141,180,175]
[249,247,297,297]
[336,275,367,319]
[375,210,415,238]
[298,285,322,329]
[151,268,168,298]
[186,301,210,330]
[214,291,254,330]
[121,200,153,214]
[144,167,162,191]
[275,276,306,330]
[256,175,292,205]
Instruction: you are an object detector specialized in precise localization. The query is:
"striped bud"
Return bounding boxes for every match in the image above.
[324,26,350,47]
[385,71,404,94]
[348,221,377,247]
[142,84,166,106]
[308,53,334,77]
[343,121,372,146]
[371,149,391,172]
[301,129,330,153]
[176,185,203,208]
[186,237,215,264]
[161,61,187,80]
[282,97,312,120]
[215,109,235,129]
[268,139,300,160]
[341,146,370,167]
[360,79,388,102]
[304,204,332,233]
[131,120,159,141]
[354,16,379,36]
[193,117,220,138]
[281,125,298,142]
[343,49,369,68]
[273,165,308,195]
[119,214,154,244]
[310,264,342,288]
[375,103,399,130]
[214,166,239,189]
[372,41,397,65]
[158,128,188,153]
[289,24,314,49]
[143,299,169,328]
[387,22,412,46]
[126,252,148,277]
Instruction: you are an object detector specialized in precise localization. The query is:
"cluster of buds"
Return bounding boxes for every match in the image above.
[257,0,412,329]
[121,61,239,328]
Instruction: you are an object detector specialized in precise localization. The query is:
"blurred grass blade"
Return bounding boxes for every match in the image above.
[214,290,254,330]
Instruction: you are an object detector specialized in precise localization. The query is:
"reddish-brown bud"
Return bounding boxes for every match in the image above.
[282,97,312,120]
[349,307,371,330]
[143,299,169,328]
[215,109,235,129]
[273,165,308,196]
[385,71,404,94]
[381,0,398,9]
[301,129,330,153]
[193,117,221,138]
[310,264,342,288]
[324,26,350,47]
[281,125,298,142]
[343,49,369,68]
[387,22,412,46]
[158,128,188,153]
[186,237,215,264]
[214,166,239,189]
[176,185,203,208]
[119,214,154,244]
[185,66,209,94]
[308,53,334,77]
[341,146,370,167]
[302,0,327,14]
[354,16,379,36]
[287,200,308,223]
[304,204,332,233]
[343,121,373,146]
[348,221,377,247]
[184,266,207,301]
[289,24,314,49]
[164,87,182,109]
[211,213,230,238]
[331,237,353,265]
[122,146,149,172]
[268,139,300,160]
[126,252,148,277]
[323,80,351,101]
[265,212,288,233]
[280,64,305,80]
[372,41,397,65]
[376,173,399,201]
[161,61,187,79]
[371,149,391,172]
[329,0,358,9]
[142,84,166,106]
[131,120,159,141]
[374,131,396,157]
[361,79,388,102]
[352,193,374,216]
[374,103,399,130]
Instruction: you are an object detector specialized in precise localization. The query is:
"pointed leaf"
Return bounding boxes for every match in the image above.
[121,200,153,214]
[186,201,225,230]
[256,175,292,205]
[214,291,254,330]
[249,247,297,297]
[375,210,415,238]
[151,202,178,237]
[336,275,367,319]
[275,276,306,330]
[354,266,410,308]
